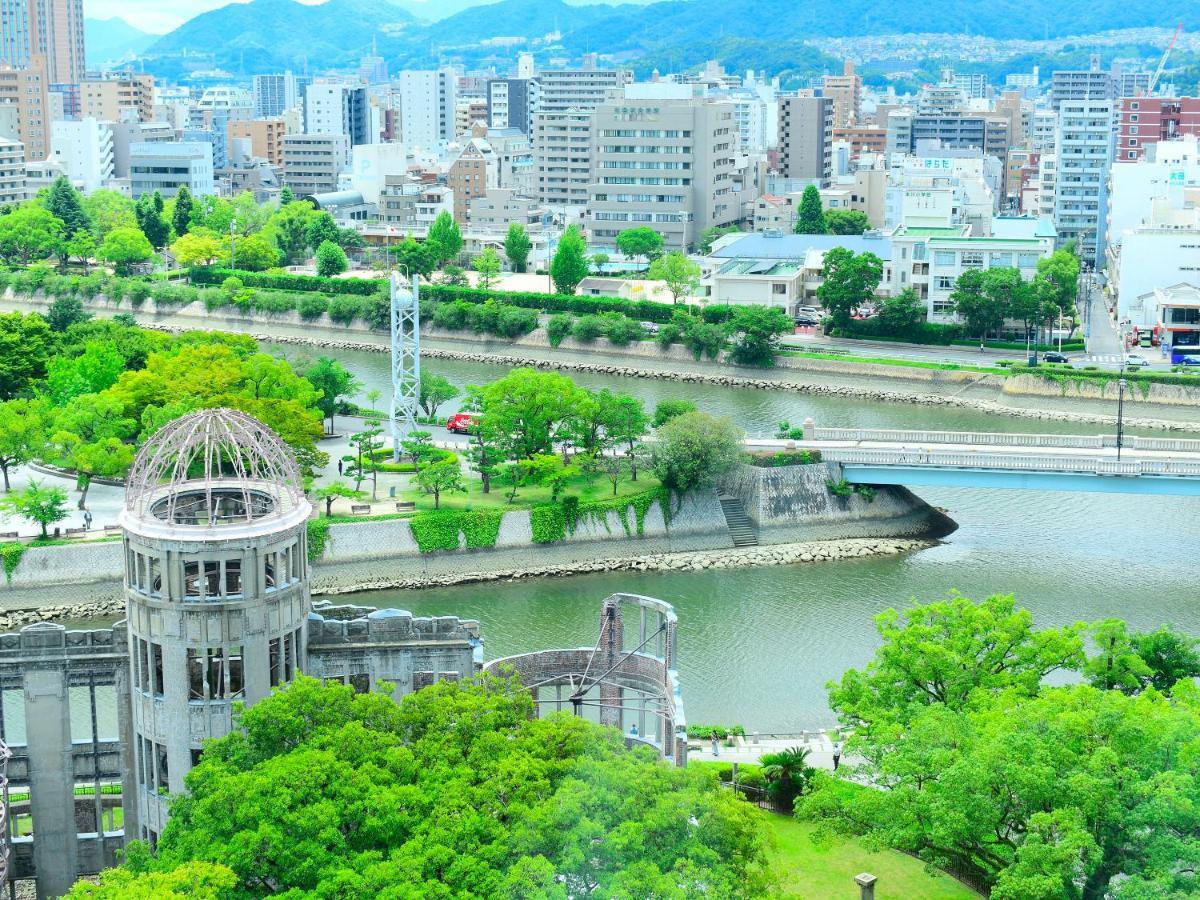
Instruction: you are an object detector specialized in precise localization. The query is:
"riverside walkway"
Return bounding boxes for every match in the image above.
[752,423,1200,496]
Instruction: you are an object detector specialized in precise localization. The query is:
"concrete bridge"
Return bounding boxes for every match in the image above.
[753,423,1200,496]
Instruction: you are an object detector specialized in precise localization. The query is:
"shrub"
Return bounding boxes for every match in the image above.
[297,293,329,320]
[126,281,151,308]
[190,268,382,296]
[546,313,573,347]
[360,292,390,331]
[327,294,364,325]
[603,315,644,346]
[494,304,537,338]
[826,478,853,498]
[252,291,297,314]
[202,288,229,311]
[432,300,472,331]
[572,315,607,343]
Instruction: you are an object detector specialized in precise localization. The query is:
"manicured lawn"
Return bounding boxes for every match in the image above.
[781,349,1004,375]
[400,471,662,512]
[763,810,980,899]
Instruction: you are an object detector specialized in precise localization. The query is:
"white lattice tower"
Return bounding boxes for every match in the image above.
[390,272,421,461]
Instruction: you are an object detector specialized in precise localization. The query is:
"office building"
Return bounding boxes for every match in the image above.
[0,0,84,83]
[306,82,370,147]
[533,64,631,206]
[0,60,49,161]
[110,120,173,178]
[80,74,155,123]
[1050,68,1115,110]
[129,141,214,198]
[1116,97,1200,162]
[1053,99,1115,266]
[588,85,749,252]
[778,94,832,185]
[51,117,113,192]
[397,69,457,148]
[487,77,538,133]
[822,60,861,128]
[228,118,287,166]
[281,132,349,196]
[888,111,1010,159]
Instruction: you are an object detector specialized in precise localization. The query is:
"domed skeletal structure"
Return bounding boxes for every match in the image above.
[124,407,303,526]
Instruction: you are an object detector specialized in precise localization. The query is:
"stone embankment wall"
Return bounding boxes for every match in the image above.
[720,462,958,544]
[1003,373,1200,408]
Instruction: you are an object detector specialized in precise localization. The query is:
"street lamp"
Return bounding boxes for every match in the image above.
[1116,362,1127,461]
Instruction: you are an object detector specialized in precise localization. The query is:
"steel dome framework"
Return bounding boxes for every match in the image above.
[124,408,303,525]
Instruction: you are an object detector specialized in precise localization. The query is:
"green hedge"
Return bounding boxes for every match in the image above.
[1007,364,1200,392]
[686,724,746,739]
[833,318,965,345]
[190,267,384,296]
[1,542,25,582]
[409,509,503,552]
[306,520,331,561]
[422,283,678,324]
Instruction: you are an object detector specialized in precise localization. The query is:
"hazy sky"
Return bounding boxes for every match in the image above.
[85,0,332,34]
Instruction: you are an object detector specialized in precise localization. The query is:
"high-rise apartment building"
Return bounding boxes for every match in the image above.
[1050,68,1115,110]
[0,136,25,203]
[588,85,747,252]
[1053,99,1115,266]
[1116,97,1200,162]
[822,60,861,129]
[778,94,832,185]
[533,65,630,206]
[80,74,155,123]
[51,117,113,191]
[305,82,370,147]
[397,68,457,148]
[0,59,48,161]
[487,77,538,133]
[281,132,349,196]
[228,118,288,166]
[0,0,85,83]
[253,73,303,118]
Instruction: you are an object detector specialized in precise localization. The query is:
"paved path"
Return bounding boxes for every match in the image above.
[688,733,847,771]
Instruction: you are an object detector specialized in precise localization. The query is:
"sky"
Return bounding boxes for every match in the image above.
[85,0,331,34]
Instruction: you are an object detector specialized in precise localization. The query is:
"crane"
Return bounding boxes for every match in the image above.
[1145,23,1183,96]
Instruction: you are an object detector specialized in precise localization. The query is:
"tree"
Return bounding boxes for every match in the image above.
[415,456,466,508]
[698,224,740,255]
[63,435,135,509]
[65,230,97,270]
[425,210,463,267]
[816,247,882,329]
[647,251,702,304]
[46,340,124,405]
[347,418,385,499]
[0,399,46,491]
[615,226,664,266]
[550,225,589,295]
[400,430,437,472]
[418,371,458,419]
[45,295,91,332]
[651,411,743,494]
[0,204,64,265]
[437,264,468,286]
[302,356,360,433]
[503,221,531,273]
[172,184,194,238]
[462,385,501,494]
[602,393,649,481]
[949,268,1003,346]
[728,306,793,366]
[389,236,435,279]
[875,289,927,338]
[64,859,237,899]
[314,240,347,278]
[335,226,364,251]
[98,226,154,275]
[474,246,501,290]
[599,452,624,495]
[43,176,92,246]
[590,252,609,273]
[171,231,224,268]
[265,201,316,265]
[760,746,816,811]
[1084,619,1152,693]
[278,185,294,205]
[824,208,870,235]
[134,192,170,250]
[82,189,137,240]
[304,211,339,250]
[229,232,279,272]
[74,676,773,897]
[479,368,588,461]
[1132,626,1200,693]
[1034,249,1080,318]
[652,398,696,428]
[313,481,365,518]
[0,311,53,398]
[0,480,69,539]
[794,184,827,234]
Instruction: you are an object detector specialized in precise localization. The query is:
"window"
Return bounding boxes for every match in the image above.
[151,642,163,697]
[989,252,1012,267]
[934,251,955,266]
[772,283,787,295]
[934,276,955,290]
[960,252,985,269]
[1017,252,1040,268]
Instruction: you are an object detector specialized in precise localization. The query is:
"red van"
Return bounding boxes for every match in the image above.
[445,412,479,434]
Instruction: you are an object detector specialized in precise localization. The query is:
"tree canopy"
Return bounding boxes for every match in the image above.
[550,225,589,295]
[503,221,531,272]
[425,211,463,267]
[816,248,883,328]
[74,676,774,898]
[651,410,743,493]
[794,185,827,234]
[648,251,702,304]
[616,226,665,264]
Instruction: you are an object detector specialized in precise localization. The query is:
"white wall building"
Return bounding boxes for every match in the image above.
[397,69,457,149]
[129,141,214,198]
[51,118,114,193]
[1053,98,1114,267]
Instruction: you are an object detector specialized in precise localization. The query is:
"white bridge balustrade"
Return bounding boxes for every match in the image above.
[807,427,1200,454]
[820,448,1200,479]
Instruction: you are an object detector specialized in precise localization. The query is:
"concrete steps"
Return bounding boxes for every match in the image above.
[718,496,758,547]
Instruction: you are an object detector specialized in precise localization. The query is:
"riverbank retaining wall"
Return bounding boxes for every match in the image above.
[720,462,957,543]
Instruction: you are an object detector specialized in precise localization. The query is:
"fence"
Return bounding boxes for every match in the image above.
[823,448,1200,478]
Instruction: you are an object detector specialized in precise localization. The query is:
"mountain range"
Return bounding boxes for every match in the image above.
[85,17,157,66]
[136,0,1196,80]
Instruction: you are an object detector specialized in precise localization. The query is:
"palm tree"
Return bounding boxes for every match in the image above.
[760,746,816,811]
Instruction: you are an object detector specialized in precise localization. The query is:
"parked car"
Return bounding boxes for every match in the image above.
[795,306,821,317]
[793,315,820,326]
[445,412,479,434]
[1043,351,1070,364]
[639,321,660,335]
[1124,353,1151,368]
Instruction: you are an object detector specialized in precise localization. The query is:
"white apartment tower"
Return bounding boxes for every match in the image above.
[51,117,114,193]
[1053,98,1115,267]
[398,69,457,149]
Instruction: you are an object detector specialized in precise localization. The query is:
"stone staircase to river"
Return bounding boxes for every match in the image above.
[718,496,758,547]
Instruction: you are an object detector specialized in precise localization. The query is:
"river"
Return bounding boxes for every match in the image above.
[258,346,1200,732]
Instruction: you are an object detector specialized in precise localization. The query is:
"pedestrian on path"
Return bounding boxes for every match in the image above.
[337,459,343,476]
[82,509,92,531]
[832,741,842,772]
[711,735,719,757]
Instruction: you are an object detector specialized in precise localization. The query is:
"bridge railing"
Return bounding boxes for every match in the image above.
[812,427,1110,449]
[824,448,1200,478]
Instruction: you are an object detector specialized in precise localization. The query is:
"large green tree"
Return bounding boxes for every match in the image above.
[474,246,501,290]
[615,226,664,265]
[949,268,1004,345]
[134,192,171,250]
[302,356,361,433]
[425,210,463,267]
[728,306,793,366]
[42,176,92,242]
[389,236,435,279]
[314,240,347,278]
[0,311,53,398]
[265,201,317,265]
[417,371,459,419]
[172,185,194,238]
[72,676,773,897]
[0,398,47,491]
[794,184,827,234]
[479,367,589,461]
[82,189,137,241]
[98,226,155,275]
[304,211,339,250]
[816,247,882,328]
[651,410,743,494]
[503,221,531,272]
[0,205,64,265]
[824,208,870,235]
[550,225,589,295]
[647,251,702,304]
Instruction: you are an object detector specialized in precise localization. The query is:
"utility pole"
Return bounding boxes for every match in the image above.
[389,272,420,462]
